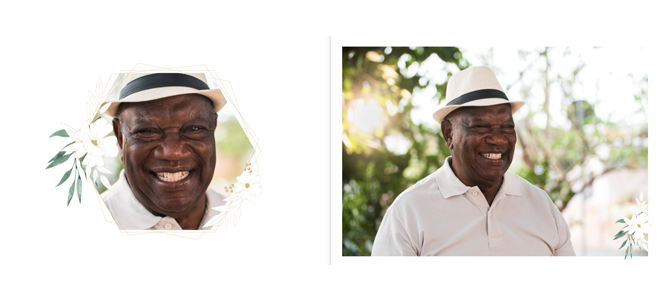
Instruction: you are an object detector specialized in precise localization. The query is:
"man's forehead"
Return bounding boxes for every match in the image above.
[120,96,215,123]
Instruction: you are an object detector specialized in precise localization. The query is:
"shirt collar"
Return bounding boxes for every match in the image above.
[104,169,225,230]
[434,156,522,199]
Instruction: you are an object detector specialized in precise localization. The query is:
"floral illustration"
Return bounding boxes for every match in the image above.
[47,77,118,205]
[204,165,262,228]
[47,67,262,233]
[613,192,652,259]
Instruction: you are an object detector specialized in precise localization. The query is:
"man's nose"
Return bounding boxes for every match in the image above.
[486,127,508,145]
[153,132,190,161]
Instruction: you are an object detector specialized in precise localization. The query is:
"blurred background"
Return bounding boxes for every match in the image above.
[342,47,648,256]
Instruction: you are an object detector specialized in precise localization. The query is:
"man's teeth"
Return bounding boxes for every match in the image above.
[156,171,190,182]
[482,153,502,159]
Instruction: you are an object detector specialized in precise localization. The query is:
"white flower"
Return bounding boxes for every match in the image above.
[222,193,243,203]
[82,119,119,167]
[624,212,651,245]
[62,121,89,158]
[81,119,118,160]
[62,119,119,167]
[64,119,118,167]
[233,170,262,201]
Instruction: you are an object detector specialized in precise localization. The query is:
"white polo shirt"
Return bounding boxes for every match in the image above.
[101,170,226,230]
[372,157,575,256]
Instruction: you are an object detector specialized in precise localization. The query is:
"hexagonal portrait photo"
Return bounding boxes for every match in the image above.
[47,65,260,234]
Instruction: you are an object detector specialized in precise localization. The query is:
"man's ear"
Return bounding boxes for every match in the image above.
[112,118,123,152]
[441,119,453,150]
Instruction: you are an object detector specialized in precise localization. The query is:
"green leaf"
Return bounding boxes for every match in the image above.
[615,218,625,224]
[50,129,69,138]
[624,243,630,259]
[92,116,102,123]
[56,164,74,187]
[613,230,627,240]
[76,172,82,203]
[46,152,73,169]
[61,141,74,150]
[618,239,628,250]
[48,151,66,164]
[67,178,75,206]
[628,243,633,259]
[78,154,88,178]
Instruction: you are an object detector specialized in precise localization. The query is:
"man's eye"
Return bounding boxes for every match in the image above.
[138,129,157,134]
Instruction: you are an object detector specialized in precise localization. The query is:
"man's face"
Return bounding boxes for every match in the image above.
[113,94,217,218]
[442,104,516,186]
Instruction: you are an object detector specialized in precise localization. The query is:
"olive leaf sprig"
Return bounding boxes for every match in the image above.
[613,192,651,259]
[46,77,118,205]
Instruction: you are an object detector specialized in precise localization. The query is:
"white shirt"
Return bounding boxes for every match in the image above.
[101,170,226,230]
[372,157,575,256]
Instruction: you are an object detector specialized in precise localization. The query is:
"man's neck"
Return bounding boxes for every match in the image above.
[175,195,207,229]
[448,157,503,206]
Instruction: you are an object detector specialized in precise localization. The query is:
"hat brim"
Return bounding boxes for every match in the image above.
[432,98,525,124]
[103,86,227,118]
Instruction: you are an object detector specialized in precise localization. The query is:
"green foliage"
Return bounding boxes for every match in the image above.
[46,152,73,169]
[49,151,67,164]
[76,172,83,203]
[613,230,627,240]
[342,47,464,256]
[342,47,648,256]
[67,173,76,206]
[618,239,627,250]
[511,48,647,212]
[215,115,253,157]
[56,163,74,187]
[50,129,69,138]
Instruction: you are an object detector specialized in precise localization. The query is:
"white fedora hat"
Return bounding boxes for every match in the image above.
[103,72,227,118]
[432,66,524,124]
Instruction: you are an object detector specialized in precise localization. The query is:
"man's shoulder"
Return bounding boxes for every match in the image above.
[506,171,554,205]
[100,172,133,208]
[388,171,441,213]
[100,183,118,204]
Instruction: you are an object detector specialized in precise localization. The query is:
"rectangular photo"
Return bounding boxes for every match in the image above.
[341,46,648,256]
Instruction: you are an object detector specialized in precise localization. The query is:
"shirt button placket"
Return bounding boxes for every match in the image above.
[164,223,173,230]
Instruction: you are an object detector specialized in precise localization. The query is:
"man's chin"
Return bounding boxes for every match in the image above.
[152,196,199,215]
[478,168,508,182]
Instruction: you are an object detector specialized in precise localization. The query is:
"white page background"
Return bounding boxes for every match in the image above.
[1,0,657,299]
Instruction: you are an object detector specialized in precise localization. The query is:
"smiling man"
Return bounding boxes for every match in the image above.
[372,66,575,256]
[101,72,227,230]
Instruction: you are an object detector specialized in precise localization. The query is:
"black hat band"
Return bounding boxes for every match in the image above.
[446,89,508,106]
[120,73,210,100]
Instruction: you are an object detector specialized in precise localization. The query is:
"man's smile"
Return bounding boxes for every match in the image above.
[481,153,502,160]
[147,167,197,192]
[155,171,190,182]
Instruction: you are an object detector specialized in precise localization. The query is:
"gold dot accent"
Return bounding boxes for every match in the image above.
[91,140,98,146]
[245,183,250,188]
